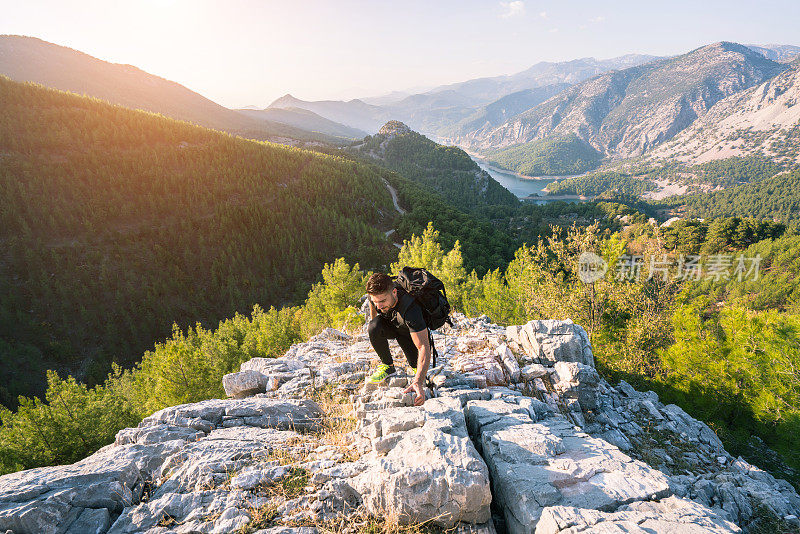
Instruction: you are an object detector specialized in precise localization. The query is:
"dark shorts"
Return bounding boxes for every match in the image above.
[367,315,420,368]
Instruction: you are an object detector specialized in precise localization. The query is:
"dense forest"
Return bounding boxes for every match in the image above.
[659,217,786,254]
[486,134,604,176]
[546,170,656,197]
[0,75,405,406]
[657,169,800,225]
[686,156,782,187]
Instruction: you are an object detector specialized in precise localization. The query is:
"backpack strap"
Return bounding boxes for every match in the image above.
[428,329,437,369]
[393,289,415,328]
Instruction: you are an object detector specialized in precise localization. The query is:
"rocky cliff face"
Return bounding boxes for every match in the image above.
[456,42,785,159]
[2,313,799,534]
[650,61,800,166]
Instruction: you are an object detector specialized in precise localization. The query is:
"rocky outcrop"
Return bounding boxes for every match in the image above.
[536,496,743,534]
[377,120,412,138]
[1,313,798,534]
[465,399,672,532]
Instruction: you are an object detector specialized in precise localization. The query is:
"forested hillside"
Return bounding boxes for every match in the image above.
[349,121,519,213]
[486,134,603,176]
[0,76,402,406]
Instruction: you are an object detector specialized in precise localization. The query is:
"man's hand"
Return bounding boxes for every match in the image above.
[403,379,425,406]
[406,328,431,406]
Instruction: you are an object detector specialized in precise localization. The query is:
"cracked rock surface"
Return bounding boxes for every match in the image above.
[1,313,798,534]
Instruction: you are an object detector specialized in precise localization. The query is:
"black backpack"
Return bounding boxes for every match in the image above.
[394,266,453,331]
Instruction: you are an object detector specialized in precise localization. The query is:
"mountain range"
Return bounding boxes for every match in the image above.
[3,33,799,207]
[452,42,786,158]
[0,35,358,144]
[5,34,796,174]
[265,54,661,134]
[261,42,799,175]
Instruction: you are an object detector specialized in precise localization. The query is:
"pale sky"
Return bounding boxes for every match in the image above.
[2,0,799,108]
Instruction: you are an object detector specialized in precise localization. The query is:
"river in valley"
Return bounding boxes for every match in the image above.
[470,157,582,204]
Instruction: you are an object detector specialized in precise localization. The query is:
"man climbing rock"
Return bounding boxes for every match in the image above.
[365,272,431,406]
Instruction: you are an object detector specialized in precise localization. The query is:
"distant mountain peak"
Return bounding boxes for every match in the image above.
[694,41,761,57]
[268,94,303,108]
[378,120,412,137]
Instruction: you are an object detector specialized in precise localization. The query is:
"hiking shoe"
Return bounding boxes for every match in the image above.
[369,364,395,383]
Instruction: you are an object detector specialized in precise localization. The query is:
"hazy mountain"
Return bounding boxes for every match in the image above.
[458,42,785,158]
[747,44,800,63]
[442,83,571,140]
[236,106,368,139]
[417,54,660,107]
[268,94,388,133]
[268,55,659,138]
[360,86,436,106]
[650,59,800,166]
[0,34,342,144]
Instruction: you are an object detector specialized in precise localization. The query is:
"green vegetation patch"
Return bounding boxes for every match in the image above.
[486,134,603,176]
[546,171,656,197]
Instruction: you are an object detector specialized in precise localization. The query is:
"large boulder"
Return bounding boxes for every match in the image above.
[133,397,323,435]
[536,496,741,533]
[222,369,268,398]
[0,441,174,534]
[107,427,302,533]
[351,397,492,527]
[465,398,671,534]
[507,320,594,367]
[551,361,600,412]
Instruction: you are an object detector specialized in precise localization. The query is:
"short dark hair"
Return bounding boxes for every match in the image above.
[366,273,394,295]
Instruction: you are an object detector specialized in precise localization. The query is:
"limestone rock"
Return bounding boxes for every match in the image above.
[451,347,507,386]
[497,343,521,382]
[223,369,268,398]
[3,311,798,534]
[551,361,600,412]
[507,320,594,367]
[351,398,492,527]
[465,398,671,533]
[536,496,741,533]
[138,397,323,434]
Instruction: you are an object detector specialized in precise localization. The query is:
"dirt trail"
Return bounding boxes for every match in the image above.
[382,179,406,215]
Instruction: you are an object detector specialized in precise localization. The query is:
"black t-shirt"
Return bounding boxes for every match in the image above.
[379,286,427,333]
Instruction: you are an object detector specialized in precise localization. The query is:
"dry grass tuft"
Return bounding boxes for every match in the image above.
[307,383,360,460]
[284,504,454,534]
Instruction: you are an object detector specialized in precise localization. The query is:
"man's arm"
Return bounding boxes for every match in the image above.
[368,297,377,321]
[405,328,431,406]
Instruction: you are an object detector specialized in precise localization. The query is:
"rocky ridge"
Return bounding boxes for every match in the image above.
[1,313,799,534]
[650,61,800,166]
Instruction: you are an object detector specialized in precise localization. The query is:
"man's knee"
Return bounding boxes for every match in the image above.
[367,316,383,338]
